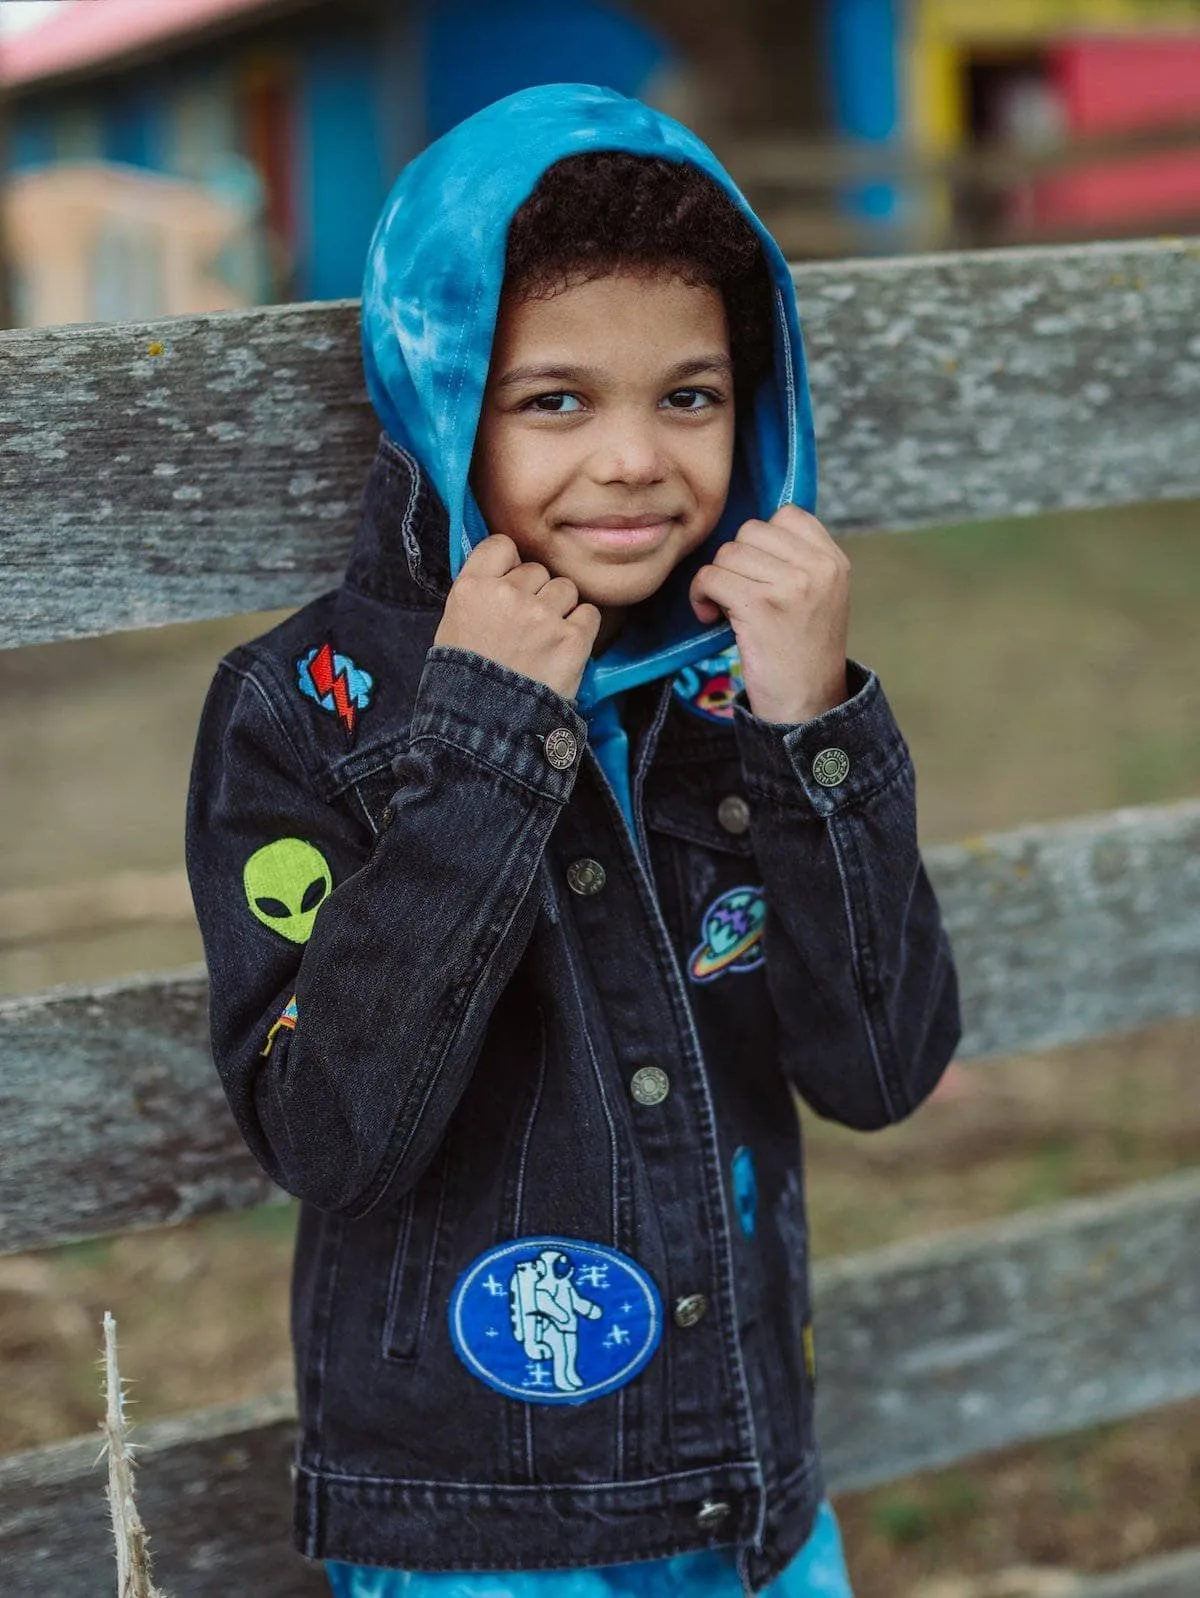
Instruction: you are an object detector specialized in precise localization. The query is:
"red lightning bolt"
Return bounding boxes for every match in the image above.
[309,642,357,736]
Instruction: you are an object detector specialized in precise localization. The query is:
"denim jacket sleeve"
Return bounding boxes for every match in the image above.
[185,643,587,1217]
[731,656,962,1130]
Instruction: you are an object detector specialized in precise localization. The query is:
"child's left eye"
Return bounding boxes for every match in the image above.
[526,392,583,414]
[662,388,722,411]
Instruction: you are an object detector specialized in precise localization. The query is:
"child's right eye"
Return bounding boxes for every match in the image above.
[524,392,583,414]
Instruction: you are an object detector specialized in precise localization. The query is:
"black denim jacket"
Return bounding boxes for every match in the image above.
[185,435,962,1592]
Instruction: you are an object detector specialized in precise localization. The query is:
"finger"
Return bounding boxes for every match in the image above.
[536,575,581,616]
[766,505,845,557]
[712,539,788,586]
[462,533,522,576]
[503,561,554,592]
[566,602,602,638]
[689,563,758,623]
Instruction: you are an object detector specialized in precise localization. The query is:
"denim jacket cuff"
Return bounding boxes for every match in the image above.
[732,656,910,816]
[410,645,589,802]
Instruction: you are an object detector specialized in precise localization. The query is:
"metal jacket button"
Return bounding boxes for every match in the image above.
[673,1293,708,1328]
[717,794,750,834]
[544,727,579,769]
[812,747,850,787]
[566,858,606,896]
[630,1066,670,1105]
[695,1499,731,1531]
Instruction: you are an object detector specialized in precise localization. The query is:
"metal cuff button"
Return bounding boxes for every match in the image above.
[544,727,579,769]
[812,747,851,787]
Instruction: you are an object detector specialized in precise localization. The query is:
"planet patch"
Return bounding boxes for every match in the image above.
[689,884,766,982]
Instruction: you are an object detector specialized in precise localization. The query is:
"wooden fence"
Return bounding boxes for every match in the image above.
[1,236,1198,1594]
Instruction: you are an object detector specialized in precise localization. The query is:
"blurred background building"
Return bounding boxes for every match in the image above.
[1,0,1199,325]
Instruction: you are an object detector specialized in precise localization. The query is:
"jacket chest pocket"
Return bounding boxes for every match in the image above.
[644,764,764,987]
[382,1139,453,1364]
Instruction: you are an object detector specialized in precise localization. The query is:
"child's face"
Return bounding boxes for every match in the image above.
[470,271,735,633]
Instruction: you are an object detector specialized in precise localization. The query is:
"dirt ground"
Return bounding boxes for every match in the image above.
[1,498,1197,1594]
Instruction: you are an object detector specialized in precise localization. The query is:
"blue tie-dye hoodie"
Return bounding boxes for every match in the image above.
[360,82,817,844]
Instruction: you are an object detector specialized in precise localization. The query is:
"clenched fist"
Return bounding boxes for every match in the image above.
[434,534,602,703]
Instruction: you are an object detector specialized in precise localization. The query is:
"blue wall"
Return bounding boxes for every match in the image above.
[826,0,900,223]
[425,0,667,141]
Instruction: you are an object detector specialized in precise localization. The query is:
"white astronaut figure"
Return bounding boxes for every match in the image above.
[509,1248,603,1392]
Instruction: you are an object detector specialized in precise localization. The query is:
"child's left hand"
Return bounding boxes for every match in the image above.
[688,505,852,725]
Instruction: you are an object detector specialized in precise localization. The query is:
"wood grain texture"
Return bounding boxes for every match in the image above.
[2,238,1198,649]
[0,1394,326,1597]
[1,797,1196,1256]
[814,1169,1200,1491]
[1,1175,1196,1590]
[928,798,1200,1061]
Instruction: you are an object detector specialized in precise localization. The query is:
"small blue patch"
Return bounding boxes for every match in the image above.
[672,645,744,723]
[448,1237,662,1405]
[731,1146,757,1238]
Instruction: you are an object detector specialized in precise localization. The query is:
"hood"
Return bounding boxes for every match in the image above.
[361,83,816,715]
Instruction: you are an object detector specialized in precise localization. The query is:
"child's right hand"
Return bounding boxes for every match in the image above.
[433,534,602,701]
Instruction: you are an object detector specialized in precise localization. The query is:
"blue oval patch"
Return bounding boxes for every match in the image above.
[672,646,744,723]
[731,1146,757,1238]
[448,1237,662,1405]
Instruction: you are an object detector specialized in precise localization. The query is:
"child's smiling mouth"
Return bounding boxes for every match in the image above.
[561,513,680,550]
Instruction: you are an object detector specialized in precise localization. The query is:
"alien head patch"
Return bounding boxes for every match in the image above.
[296,642,374,743]
[689,884,766,982]
[672,645,744,723]
[243,838,332,944]
[449,1237,662,1405]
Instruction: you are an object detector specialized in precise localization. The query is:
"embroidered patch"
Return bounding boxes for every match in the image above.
[260,994,298,1057]
[672,645,744,723]
[296,642,374,743]
[243,838,332,944]
[448,1237,662,1405]
[689,884,766,982]
[802,1321,817,1382]
[731,1146,757,1237]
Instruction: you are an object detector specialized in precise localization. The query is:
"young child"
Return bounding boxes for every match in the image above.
[186,84,961,1597]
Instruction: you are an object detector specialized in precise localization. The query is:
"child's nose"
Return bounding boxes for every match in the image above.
[588,421,667,486]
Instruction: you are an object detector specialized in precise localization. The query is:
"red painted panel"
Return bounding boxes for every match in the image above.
[1028,34,1200,228]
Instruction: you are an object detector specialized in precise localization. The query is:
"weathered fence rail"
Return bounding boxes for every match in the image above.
[1,236,1198,1594]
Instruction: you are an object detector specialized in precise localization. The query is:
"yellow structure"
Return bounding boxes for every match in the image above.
[905,0,1200,234]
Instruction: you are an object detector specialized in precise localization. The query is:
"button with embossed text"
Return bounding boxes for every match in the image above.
[812,747,850,787]
[544,726,579,770]
[630,1066,670,1106]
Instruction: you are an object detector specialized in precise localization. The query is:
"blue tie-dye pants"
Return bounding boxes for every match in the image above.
[325,1497,852,1596]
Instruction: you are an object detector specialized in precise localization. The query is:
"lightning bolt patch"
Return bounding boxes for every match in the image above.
[296,642,374,744]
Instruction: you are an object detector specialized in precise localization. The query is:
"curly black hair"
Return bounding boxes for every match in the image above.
[502,151,776,402]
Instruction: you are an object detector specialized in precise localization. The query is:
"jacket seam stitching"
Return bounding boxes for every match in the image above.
[825,813,899,1122]
[407,730,570,805]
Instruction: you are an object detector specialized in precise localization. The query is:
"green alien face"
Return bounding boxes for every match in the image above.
[243,838,332,944]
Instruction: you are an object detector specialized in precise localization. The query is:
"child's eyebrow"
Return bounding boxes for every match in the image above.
[493,354,734,391]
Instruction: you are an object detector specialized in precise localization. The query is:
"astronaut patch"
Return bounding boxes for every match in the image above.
[448,1237,662,1405]
[672,645,744,723]
[296,641,374,743]
[689,885,766,982]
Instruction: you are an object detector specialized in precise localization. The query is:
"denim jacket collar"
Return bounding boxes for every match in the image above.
[344,433,453,608]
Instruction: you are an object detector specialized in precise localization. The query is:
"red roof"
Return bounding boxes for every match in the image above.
[0,0,316,90]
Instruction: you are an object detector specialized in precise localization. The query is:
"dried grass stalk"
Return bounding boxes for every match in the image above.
[100,1309,169,1598]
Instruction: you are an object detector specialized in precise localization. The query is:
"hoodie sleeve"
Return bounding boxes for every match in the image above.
[185,643,586,1216]
[730,657,962,1130]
